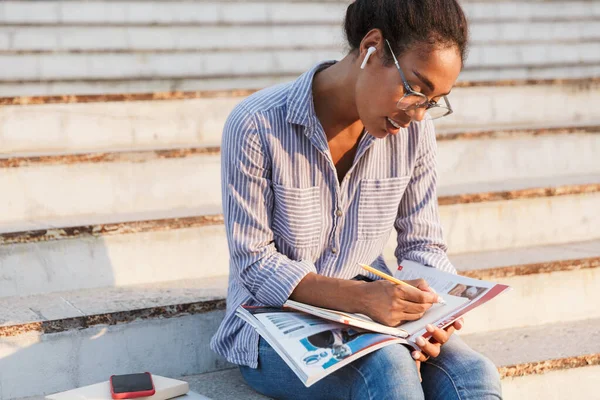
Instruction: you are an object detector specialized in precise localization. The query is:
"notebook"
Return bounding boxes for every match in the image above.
[46,374,194,400]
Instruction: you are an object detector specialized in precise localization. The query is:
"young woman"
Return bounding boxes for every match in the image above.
[211,0,502,398]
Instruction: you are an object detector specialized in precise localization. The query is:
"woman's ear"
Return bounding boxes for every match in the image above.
[360,46,377,69]
[358,28,385,69]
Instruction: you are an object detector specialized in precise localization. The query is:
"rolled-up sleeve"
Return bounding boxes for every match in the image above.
[221,104,318,306]
[394,119,457,274]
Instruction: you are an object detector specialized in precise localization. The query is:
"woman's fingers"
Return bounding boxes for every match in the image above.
[398,299,433,314]
[415,335,441,358]
[399,312,426,321]
[436,324,456,343]
[414,360,423,382]
[396,284,439,304]
[412,321,466,360]
[404,279,430,292]
[412,350,428,363]
[412,324,455,361]
[452,318,464,330]
[413,324,454,359]
[429,323,453,342]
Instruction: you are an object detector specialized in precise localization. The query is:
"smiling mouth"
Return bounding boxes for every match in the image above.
[387,116,410,129]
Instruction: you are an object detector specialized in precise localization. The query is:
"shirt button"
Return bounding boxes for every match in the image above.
[331,247,338,254]
[336,209,343,217]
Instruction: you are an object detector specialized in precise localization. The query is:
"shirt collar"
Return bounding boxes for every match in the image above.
[286,60,337,130]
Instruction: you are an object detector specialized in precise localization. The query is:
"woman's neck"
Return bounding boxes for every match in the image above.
[312,55,365,143]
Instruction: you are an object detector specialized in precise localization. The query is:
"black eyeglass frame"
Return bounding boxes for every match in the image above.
[384,39,453,120]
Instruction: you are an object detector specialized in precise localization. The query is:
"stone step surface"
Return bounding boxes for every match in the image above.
[1,80,599,154]
[1,177,598,297]
[436,127,600,187]
[0,233,598,334]
[4,302,599,399]
[1,127,598,226]
[0,276,229,334]
[181,317,600,400]
[433,186,599,253]
[0,213,230,296]
[3,63,600,96]
[2,1,598,25]
[0,148,222,227]
[446,239,600,335]
[2,1,598,95]
[0,276,231,400]
[1,21,598,53]
[1,42,598,82]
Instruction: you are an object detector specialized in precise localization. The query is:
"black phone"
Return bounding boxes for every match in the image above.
[110,372,156,399]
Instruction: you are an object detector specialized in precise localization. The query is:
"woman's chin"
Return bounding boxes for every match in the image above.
[363,117,406,139]
[367,130,389,139]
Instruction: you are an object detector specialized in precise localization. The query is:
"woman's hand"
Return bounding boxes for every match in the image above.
[411,318,464,381]
[357,279,441,327]
[412,318,464,361]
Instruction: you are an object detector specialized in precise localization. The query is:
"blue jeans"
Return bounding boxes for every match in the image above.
[240,335,502,400]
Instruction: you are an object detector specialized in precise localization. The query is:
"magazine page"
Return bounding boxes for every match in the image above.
[393,260,511,340]
[283,300,408,338]
[237,306,407,387]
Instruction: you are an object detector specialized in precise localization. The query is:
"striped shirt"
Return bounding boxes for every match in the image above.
[210,60,457,368]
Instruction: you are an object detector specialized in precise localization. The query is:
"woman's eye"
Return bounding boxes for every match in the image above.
[406,81,422,92]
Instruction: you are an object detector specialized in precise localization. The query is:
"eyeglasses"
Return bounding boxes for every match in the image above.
[384,39,453,120]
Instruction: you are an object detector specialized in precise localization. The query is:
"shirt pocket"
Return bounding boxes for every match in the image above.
[272,184,322,248]
[357,176,411,241]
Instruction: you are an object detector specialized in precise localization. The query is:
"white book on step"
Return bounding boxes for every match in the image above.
[46,375,195,400]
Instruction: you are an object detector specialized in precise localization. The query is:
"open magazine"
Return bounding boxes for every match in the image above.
[236,306,408,387]
[237,260,510,387]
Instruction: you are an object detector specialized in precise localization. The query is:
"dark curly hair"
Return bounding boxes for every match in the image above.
[344,0,469,66]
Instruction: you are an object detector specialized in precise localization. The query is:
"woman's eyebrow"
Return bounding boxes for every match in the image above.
[412,70,451,96]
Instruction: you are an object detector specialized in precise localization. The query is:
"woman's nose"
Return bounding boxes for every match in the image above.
[411,107,428,121]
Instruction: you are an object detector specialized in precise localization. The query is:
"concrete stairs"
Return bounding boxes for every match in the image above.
[11,319,600,400]
[2,248,599,398]
[184,317,600,399]
[1,1,600,399]
[1,0,600,95]
[1,81,600,398]
[2,78,599,155]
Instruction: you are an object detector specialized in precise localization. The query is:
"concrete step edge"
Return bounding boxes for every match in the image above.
[3,0,594,5]
[466,255,600,280]
[0,214,224,245]
[189,353,600,388]
[14,353,600,400]
[2,63,600,86]
[0,146,221,167]
[2,76,599,106]
[1,176,598,244]
[462,317,600,374]
[4,15,600,29]
[498,354,600,379]
[437,180,600,206]
[0,275,229,338]
[2,124,598,162]
[1,254,599,338]
[436,124,600,141]
[164,317,600,399]
[2,37,599,55]
[451,239,600,281]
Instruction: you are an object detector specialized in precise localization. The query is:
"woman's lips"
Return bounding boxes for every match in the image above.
[387,116,411,129]
[385,117,401,134]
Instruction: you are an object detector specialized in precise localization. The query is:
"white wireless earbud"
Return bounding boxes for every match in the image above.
[360,46,377,69]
